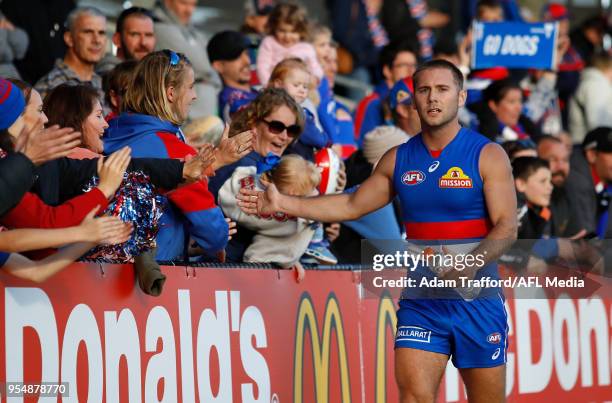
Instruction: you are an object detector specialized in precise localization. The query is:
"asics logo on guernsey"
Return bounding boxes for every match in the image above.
[428,161,440,172]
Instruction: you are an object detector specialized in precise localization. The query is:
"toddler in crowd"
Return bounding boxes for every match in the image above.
[219,154,323,280]
[256,2,323,86]
[268,58,331,161]
[309,23,356,158]
[102,60,138,121]
[267,58,338,264]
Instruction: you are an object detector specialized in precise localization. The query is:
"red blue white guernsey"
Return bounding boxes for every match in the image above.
[392,130,507,365]
[393,127,500,295]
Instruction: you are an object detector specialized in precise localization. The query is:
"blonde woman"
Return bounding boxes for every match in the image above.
[103,50,252,260]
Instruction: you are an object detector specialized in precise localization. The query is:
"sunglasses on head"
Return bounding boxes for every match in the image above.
[164,49,184,66]
[262,119,301,137]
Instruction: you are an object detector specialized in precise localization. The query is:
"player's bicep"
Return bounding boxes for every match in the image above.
[480,144,517,234]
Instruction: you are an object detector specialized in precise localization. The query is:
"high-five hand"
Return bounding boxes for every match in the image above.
[183,143,216,182]
[15,120,81,165]
[97,147,132,199]
[213,124,254,169]
[237,182,282,216]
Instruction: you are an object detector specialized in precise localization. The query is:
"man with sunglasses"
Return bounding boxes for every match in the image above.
[239,59,517,403]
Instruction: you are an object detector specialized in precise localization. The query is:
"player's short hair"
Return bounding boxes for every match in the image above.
[413,59,464,90]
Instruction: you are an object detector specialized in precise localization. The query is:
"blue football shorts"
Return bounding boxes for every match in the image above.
[394,293,508,368]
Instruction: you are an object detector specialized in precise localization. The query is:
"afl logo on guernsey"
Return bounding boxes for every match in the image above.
[402,170,426,185]
[439,167,473,188]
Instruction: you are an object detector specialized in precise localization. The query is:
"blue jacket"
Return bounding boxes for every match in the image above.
[104,112,228,260]
[317,77,356,155]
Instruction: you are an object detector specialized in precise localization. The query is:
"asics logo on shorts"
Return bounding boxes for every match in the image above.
[491,348,501,360]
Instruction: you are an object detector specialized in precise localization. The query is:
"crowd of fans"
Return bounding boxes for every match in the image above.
[0,0,610,294]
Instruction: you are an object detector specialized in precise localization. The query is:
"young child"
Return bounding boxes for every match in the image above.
[218,154,323,281]
[102,60,138,121]
[506,157,602,274]
[309,24,357,158]
[256,2,323,86]
[267,58,338,264]
[241,0,275,86]
[268,58,331,161]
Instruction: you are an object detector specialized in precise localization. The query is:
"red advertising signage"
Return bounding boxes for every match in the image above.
[0,264,610,402]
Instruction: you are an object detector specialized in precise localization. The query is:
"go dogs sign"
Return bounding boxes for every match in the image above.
[471,22,559,70]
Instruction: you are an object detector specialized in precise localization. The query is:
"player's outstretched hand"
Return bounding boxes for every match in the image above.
[237,182,281,216]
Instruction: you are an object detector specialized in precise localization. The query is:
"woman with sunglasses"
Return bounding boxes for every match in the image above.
[209,87,305,262]
[103,50,252,261]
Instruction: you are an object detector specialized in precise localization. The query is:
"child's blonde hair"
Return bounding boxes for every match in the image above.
[268,57,310,87]
[308,23,331,43]
[266,2,310,40]
[261,154,320,195]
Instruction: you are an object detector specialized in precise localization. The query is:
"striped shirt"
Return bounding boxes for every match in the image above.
[34,59,102,101]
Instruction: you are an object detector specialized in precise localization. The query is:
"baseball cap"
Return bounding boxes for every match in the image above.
[0,78,26,130]
[541,3,569,21]
[207,31,250,64]
[389,77,414,110]
[583,127,612,152]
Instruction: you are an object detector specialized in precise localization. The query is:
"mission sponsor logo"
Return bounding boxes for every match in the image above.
[439,167,473,188]
[401,170,426,186]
